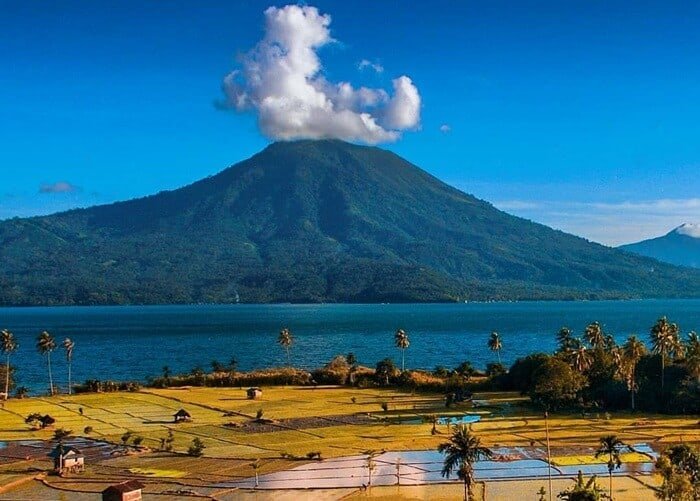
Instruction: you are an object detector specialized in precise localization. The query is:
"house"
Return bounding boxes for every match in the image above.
[101,480,145,501]
[246,387,263,400]
[48,445,84,474]
[173,409,191,423]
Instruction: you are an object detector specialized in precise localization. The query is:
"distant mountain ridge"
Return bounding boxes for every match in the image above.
[620,224,700,268]
[2,139,700,305]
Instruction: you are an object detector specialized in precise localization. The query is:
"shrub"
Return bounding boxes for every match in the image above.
[187,437,206,457]
[530,358,587,410]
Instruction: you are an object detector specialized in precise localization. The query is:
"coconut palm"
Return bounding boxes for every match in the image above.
[685,332,700,384]
[621,335,647,410]
[650,316,682,390]
[62,338,75,396]
[556,327,575,353]
[438,425,492,501]
[571,345,593,372]
[394,329,410,371]
[595,435,631,500]
[36,331,57,395]
[0,329,18,400]
[487,331,502,364]
[585,321,605,350]
[278,328,293,367]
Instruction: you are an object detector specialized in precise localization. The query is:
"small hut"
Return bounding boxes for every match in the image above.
[173,409,192,423]
[102,480,145,501]
[48,444,84,474]
[246,387,263,400]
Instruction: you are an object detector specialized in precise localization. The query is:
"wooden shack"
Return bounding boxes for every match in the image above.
[102,480,145,501]
[246,387,263,399]
[48,445,84,474]
[173,408,192,423]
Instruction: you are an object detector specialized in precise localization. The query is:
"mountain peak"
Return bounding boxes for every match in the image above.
[673,223,700,238]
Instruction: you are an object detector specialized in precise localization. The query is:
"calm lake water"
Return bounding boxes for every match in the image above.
[1,300,699,394]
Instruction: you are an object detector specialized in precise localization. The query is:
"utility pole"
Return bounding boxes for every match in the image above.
[545,411,553,501]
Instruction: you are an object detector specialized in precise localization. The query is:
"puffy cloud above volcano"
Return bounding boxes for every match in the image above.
[219,5,421,144]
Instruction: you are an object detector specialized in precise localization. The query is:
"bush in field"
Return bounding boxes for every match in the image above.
[255,408,264,421]
[121,432,133,445]
[505,353,550,393]
[53,428,72,442]
[188,437,206,457]
[133,436,144,447]
[83,426,93,435]
[375,358,398,385]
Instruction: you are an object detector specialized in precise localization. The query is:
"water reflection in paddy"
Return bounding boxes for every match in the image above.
[228,444,656,489]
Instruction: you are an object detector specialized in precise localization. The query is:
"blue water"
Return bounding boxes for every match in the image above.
[0,300,699,394]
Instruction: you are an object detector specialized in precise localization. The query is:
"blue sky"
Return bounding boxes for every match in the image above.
[2,1,699,245]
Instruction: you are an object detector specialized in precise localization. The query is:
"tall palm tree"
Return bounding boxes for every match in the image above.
[595,435,631,500]
[685,331,700,384]
[438,425,492,501]
[650,316,682,391]
[556,327,575,353]
[585,321,605,350]
[571,345,593,372]
[62,338,75,396]
[621,335,647,411]
[0,329,18,400]
[36,331,57,395]
[278,328,293,367]
[394,329,410,371]
[487,331,502,364]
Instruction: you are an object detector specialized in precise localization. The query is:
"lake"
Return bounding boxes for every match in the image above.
[1,300,699,394]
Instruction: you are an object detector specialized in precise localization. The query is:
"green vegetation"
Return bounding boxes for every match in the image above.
[438,425,492,501]
[2,140,700,306]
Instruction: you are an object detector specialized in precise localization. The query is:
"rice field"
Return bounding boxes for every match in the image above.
[0,386,690,499]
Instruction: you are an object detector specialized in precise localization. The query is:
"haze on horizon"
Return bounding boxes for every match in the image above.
[2,1,699,246]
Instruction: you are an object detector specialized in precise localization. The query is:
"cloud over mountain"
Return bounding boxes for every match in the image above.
[39,181,80,194]
[219,5,421,144]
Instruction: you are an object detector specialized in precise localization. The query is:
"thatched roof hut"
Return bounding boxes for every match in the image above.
[173,409,191,422]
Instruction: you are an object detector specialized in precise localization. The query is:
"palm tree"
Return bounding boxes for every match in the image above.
[62,338,75,396]
[650,316,682,390]
[487,331,502,364]
[685,332,700,384]
[36,331,57,395]
[556,327,575,353]
[0,329,18,400]
[595,435,631,500]
[621,335,647,410]
[438,425,492,501]
[571,345,593,372]
[278,328,293,367]
[394,329,410,371]
[585,321,605,350]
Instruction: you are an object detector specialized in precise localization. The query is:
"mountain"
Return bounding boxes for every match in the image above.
[619,224,700,268]
[2,140,700,306]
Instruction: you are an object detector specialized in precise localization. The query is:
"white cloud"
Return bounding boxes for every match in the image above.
[39,181,80,194]
[219,5,421,144]
[492,198,700,246]
[358,59,384,73]
[439,124,451,133]
[676,223,700,238]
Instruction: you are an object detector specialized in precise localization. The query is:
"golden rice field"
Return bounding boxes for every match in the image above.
[0,386,693,499]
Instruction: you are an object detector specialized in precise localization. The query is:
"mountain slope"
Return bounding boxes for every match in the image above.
[620,224,700,268]
[2,140,700,305]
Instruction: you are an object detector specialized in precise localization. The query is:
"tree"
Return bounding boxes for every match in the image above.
[559,471,605,501]
[36,331,57,395]
[621,335,647,410]
[595,435,631,499]
[278,328,293,366]
[0,329,18,400]
[375,358,397,385]
[438,426,492,501]
[685,332,700,384]
[656,450,697,501]
[53,428,72,443]
[530,358,587,410]
[488,331,502,364]
[188,437,206,457]
[394,328,410,371]
[651,316,682,391]
[585,322,605,351]
[571,345,593,372]
[62,338,75,396]
[557,327,575,353]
